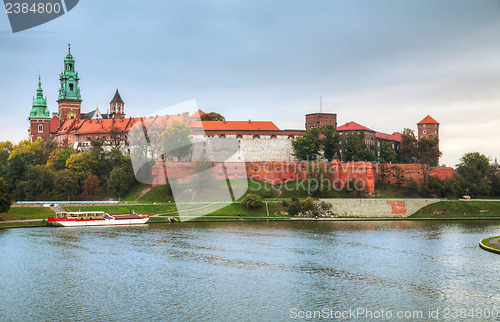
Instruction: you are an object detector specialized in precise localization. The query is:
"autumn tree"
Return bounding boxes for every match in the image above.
[66,151,99,184]
[200,112,225,121]
[47,147,74,170]
[81,175,104,201]
[399,128,418,164]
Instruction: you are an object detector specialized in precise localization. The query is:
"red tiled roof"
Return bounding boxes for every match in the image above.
[49,115,59,133]
[417,115,439,125]
[188,120,280,131]
[191,109,205,118]
[375,131,401,142]
[57,117,140,135]
[336,121,374,132]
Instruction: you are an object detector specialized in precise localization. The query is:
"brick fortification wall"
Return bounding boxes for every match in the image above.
[151,161,455,194]
[152,161,376,194]
[373,164,455,185]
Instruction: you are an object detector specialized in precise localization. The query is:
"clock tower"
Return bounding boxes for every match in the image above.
[57,43,82,125]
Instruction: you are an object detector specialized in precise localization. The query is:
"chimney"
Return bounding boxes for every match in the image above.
[249,119,251,124]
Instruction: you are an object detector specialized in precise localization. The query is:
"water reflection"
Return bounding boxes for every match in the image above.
[0,221,499,320]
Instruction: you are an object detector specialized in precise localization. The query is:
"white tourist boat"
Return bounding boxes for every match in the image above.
[48,211,149,227]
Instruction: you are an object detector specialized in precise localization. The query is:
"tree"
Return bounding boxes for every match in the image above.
[292,128,320,161]
[391,165,405,189]
[81,175,103,201]
[321,124,340,162]
[24,165,54,201]
[343,132,362,161]
[379,141,397,163]
[456,152,491,197]
[47,147,74,170]
[162,120,192,161]
[108,166,135,198]
[241,193,263,209]
[200,112,225,121]
[0,178,12,213]
[418,136,441,166]
[52,170,80,201]
[66,151,99,184]
[4,154,28,193]
[0,141,13,178]
[361,148,376,162]
[399,128,418,164]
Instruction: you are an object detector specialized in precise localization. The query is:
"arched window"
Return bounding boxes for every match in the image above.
[38,125,43,133]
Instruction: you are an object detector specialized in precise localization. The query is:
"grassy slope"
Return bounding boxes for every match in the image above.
[410,201,500,218]
[0,207,55,220]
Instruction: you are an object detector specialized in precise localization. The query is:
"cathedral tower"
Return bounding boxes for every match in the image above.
[109,89,125,119]
[28,75,51,142]
[57,43,82,125]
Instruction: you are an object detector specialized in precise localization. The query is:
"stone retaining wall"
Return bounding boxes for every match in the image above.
[321,198,442,217]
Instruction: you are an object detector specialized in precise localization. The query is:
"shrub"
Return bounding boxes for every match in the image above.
[287,202,300,215]
[281,200,289,208]
[241,193,263,209]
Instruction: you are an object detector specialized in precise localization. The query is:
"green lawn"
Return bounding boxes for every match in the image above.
[481,236,500,251]
[410,201,500,218]
[121,183,151,202]
[0,207,55,221]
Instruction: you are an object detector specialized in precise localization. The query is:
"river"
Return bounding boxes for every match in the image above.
[1,221,499,320]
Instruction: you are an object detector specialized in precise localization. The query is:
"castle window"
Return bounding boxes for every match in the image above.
[38,125,43,133]
[423,130,426,134]
[423,124,426,127]
[69,83,74,91]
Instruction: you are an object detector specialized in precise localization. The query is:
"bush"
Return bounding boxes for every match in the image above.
[281,200,289,208]
[241,194,263,209]
[287,202,300,215]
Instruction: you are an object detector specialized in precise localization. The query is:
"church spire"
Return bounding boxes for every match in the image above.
[58,43,81,100]
[30,74,50,119]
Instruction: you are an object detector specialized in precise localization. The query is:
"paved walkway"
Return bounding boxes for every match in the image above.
[487,237,500,248]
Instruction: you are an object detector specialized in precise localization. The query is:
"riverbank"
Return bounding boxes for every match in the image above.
[479,236,500,254]
[3,199,500,229]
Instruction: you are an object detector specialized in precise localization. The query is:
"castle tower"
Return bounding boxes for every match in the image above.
[305,113,337,129]
[417,115,439,141]
[109,89,125,119]
[57,43,82,125]
[28,75,51,142]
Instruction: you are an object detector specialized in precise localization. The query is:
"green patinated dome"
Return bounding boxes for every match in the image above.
[29,76,50,119]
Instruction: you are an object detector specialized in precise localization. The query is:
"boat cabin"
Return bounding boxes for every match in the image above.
[55,212,108,221]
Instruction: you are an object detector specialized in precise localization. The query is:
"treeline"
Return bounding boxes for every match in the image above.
[0,139,137,202]
[381,152,500,199]
[292,125,440,165]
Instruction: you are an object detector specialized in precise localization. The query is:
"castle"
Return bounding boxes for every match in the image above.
[28,45,439,163]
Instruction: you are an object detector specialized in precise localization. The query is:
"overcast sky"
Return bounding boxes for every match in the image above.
[1,0,500,167]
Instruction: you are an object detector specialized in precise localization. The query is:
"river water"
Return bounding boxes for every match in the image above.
[1,221,500,321]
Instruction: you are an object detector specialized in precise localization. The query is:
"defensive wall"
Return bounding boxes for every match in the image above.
[151,161,455,195]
